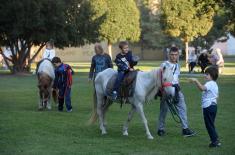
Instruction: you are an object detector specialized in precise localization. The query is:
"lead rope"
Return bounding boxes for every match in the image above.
[164,96,181,123]
[162,66,181,124]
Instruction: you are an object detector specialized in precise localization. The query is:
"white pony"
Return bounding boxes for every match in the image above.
[37,59,55,110]
[89,66,175,139]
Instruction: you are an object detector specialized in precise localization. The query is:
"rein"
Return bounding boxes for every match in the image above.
[158,68,181,124]
[159,68,173,92]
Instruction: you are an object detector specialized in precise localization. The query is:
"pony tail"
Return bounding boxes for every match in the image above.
[87,87,99,125]
[87,95,98,125]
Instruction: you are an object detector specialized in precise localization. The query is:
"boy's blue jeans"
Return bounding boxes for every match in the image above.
[203,104,218,143]
[113,71,125,93]
[58,87,72,111]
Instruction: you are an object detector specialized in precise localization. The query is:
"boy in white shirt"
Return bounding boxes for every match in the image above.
[189,66,221,147]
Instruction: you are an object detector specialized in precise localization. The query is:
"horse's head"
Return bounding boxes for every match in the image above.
[160,66,175,97]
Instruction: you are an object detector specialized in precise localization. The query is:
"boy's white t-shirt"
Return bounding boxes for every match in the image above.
[201,80,218,108]
[42,49,55,60]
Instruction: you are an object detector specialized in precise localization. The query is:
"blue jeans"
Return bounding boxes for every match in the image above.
[203,104,218,143]
[113,71,125,92]
[58,87,72,111]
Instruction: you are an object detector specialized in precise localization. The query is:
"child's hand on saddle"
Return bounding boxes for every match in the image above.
[188,78,197,83]
[129,68,134,71]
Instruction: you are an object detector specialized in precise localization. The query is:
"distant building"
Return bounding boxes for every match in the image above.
[211,33,235,55]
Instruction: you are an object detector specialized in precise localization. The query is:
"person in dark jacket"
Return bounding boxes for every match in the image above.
[52,57,74,112]
[112,41,137,100]
[88,43,113,107]
[198,50,209,73]
[88,43,113,81]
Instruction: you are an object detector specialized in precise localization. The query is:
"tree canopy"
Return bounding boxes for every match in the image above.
[161,0,216,64]
[137,0,182,50]
[0,0,99,73]
[89,0,141,57]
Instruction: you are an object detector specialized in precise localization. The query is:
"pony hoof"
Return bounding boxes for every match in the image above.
[147,135,154,140]
[123,131,128,136]
[101,131,107,135]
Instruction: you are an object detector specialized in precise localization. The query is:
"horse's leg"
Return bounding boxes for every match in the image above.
[123,105,136,136]
[136,103,154,139]
[47,87,53,110]
[97,94,107,135]
[47,96,52,110]
[102,97,112,127]
[38,92,43,110]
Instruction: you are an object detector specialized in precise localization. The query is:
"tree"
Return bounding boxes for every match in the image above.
[222,0,235,36]
[161,0,216,66]
[0,0,100,73]
[191,7,229,51]
[137,0,182,59]
[89,0,141,59]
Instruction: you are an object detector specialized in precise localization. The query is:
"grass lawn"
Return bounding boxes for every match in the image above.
[0,58,235,155]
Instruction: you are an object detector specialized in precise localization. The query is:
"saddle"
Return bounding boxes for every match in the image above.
[106,70,139,104]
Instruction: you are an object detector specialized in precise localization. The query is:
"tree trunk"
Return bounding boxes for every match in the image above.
[108,40,112,60]
[140,37,144,60]
[185,41,189,69]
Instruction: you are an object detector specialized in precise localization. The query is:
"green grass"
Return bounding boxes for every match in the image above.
[1,59,235,155]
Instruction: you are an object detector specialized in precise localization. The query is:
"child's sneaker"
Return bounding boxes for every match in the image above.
[182,128,196,137]
[67,109,72,112]
[209,140,221,148]
[112,91,118,100]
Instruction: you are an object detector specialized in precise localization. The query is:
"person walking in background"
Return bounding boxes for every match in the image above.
[189,66,221,147]
[88,43,113,81]
[188,50,197,73]
[88,43,113,109]
[209,48,224,74]
[52,57,74,112]
[198,50,209,73]
[214,48,224,74]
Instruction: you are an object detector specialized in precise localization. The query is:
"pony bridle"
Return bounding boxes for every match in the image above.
[159,68,173,92]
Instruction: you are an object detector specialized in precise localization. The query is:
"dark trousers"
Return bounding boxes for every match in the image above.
[203,105,218,143]
[58,88,72,111]
[189,62,196,72]
[199,63,207,73]
[113,71,125,92]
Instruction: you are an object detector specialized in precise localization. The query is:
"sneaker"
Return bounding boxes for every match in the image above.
[182,128,196,137]
[209,140,221,148]
[67,109,72,112]
[157,129,165,136]
[112,91,118,100]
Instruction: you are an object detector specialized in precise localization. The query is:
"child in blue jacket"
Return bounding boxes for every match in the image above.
[52,57,74,112]
[112,41,137,100]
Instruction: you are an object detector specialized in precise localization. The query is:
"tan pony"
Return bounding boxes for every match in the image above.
[37,59,56,110]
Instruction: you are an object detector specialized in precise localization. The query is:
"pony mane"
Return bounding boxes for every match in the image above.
[144,68,161,102]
